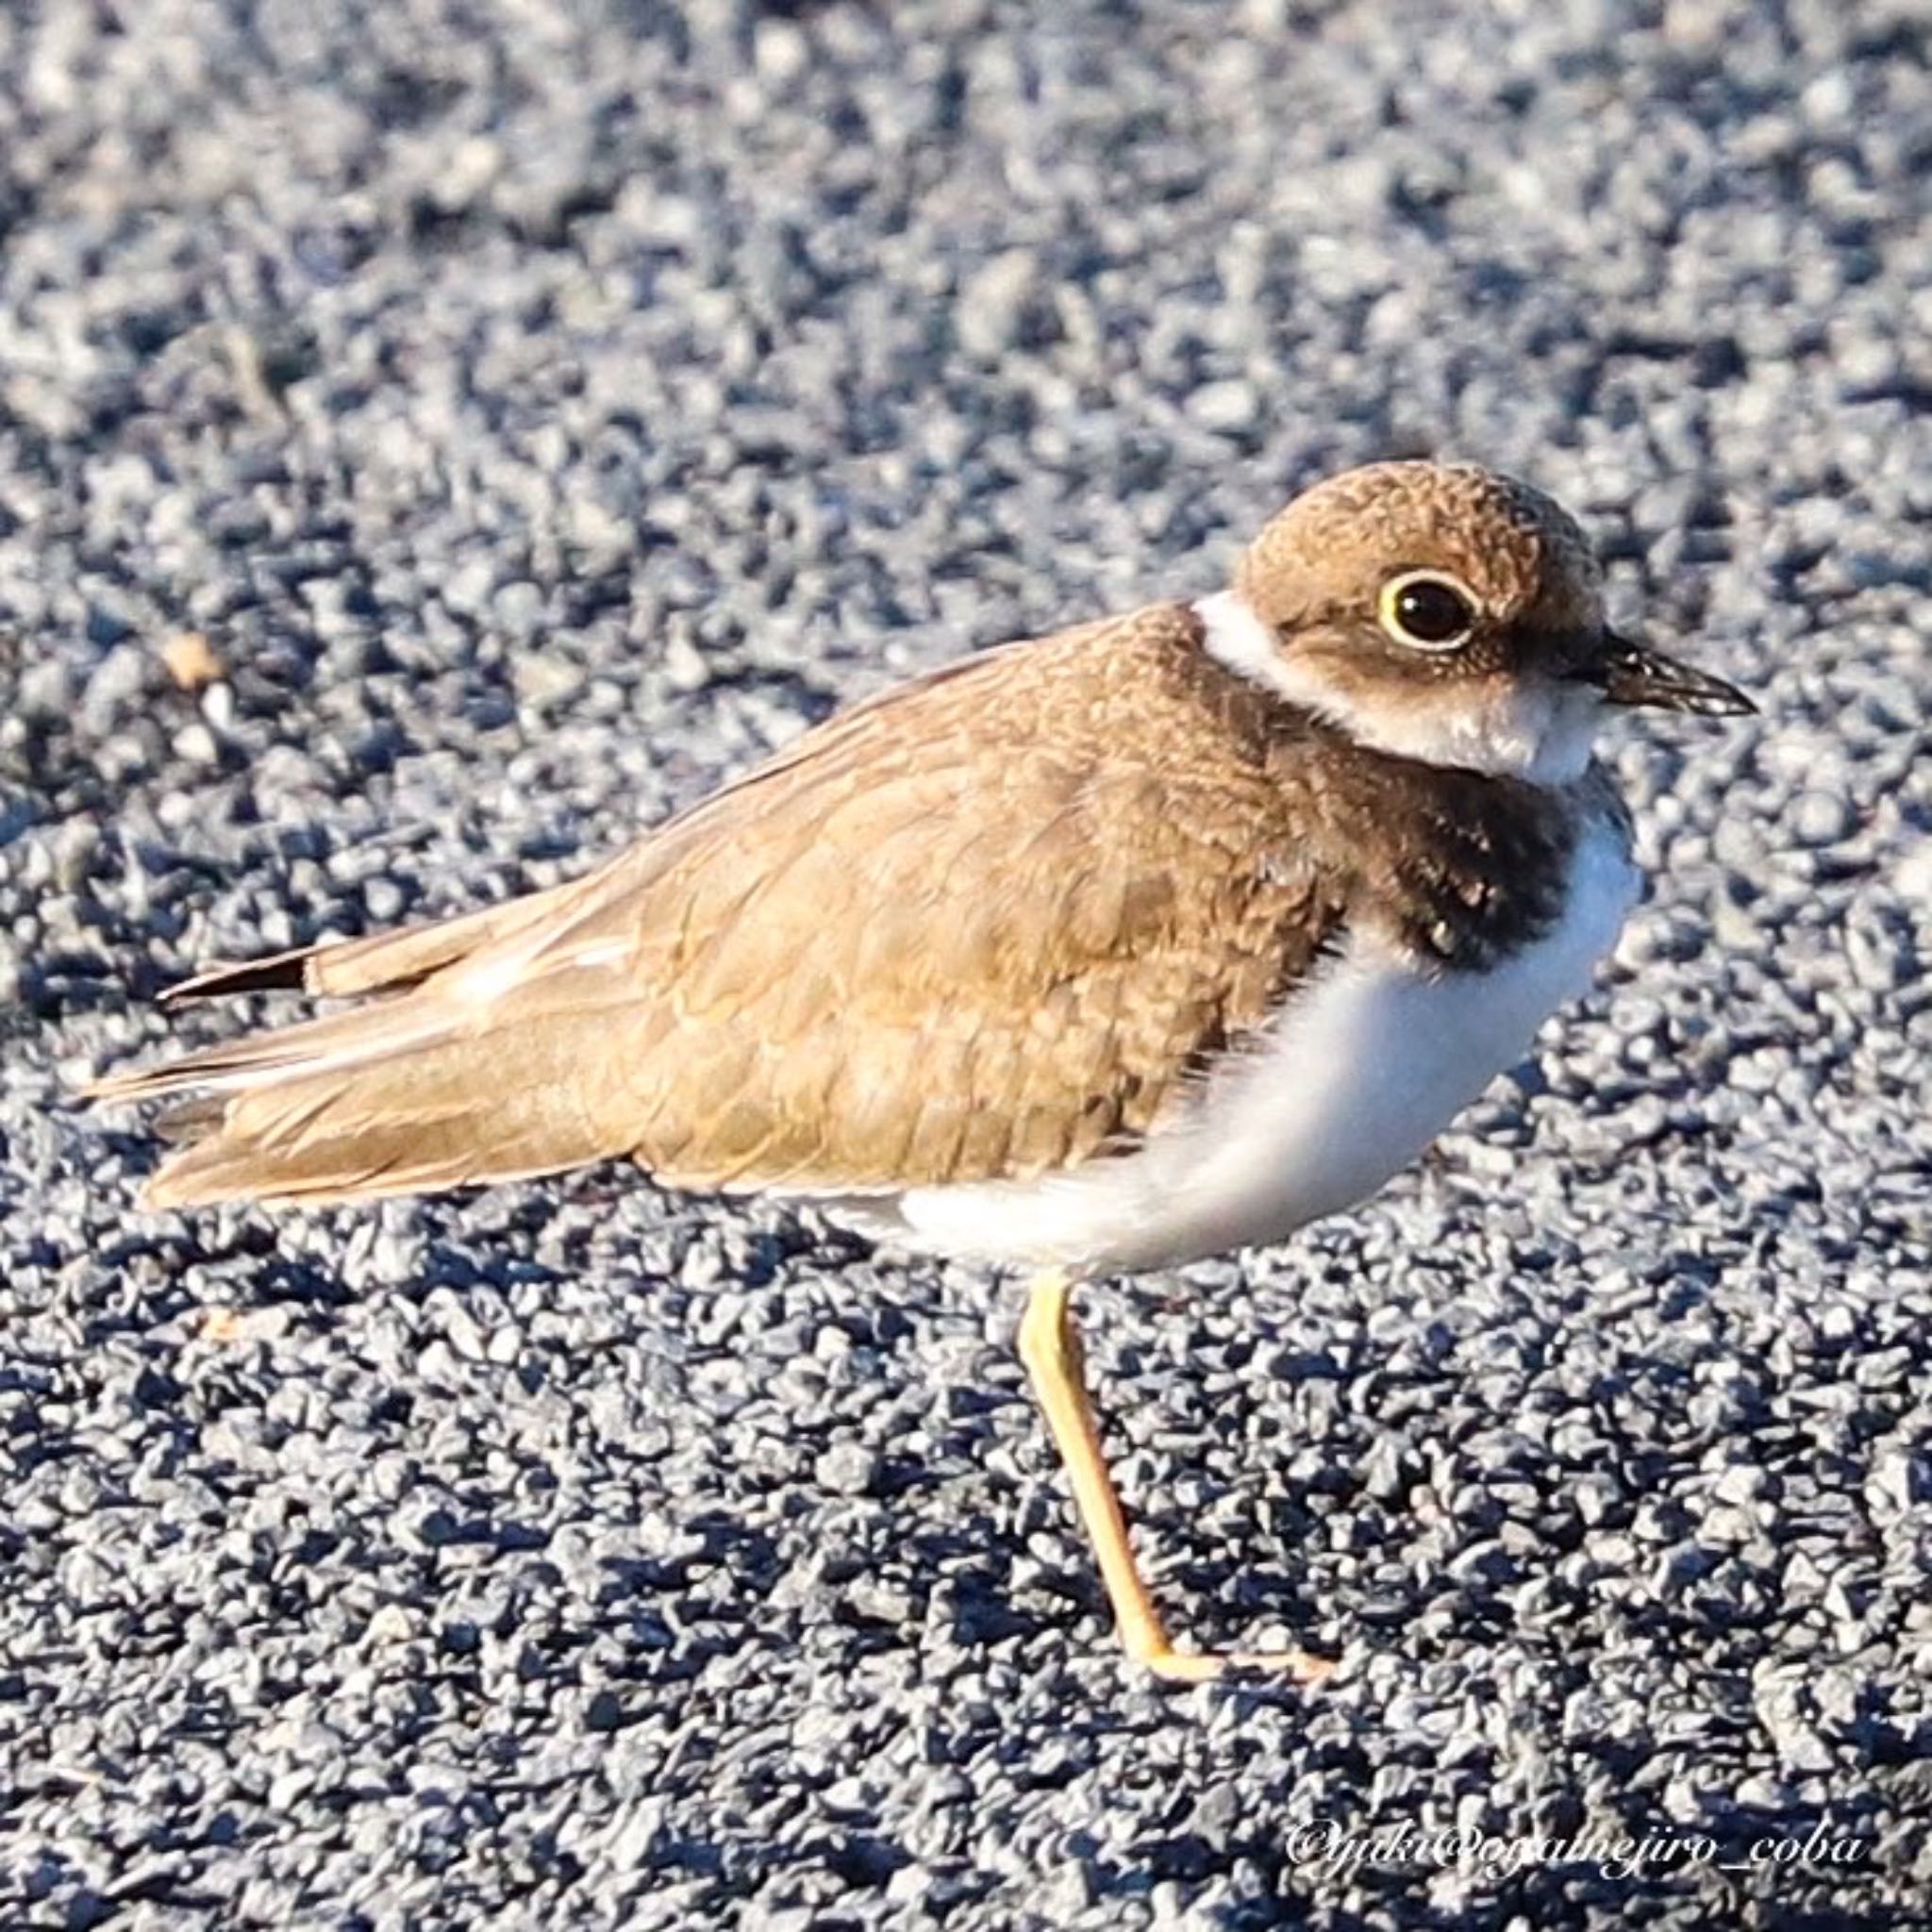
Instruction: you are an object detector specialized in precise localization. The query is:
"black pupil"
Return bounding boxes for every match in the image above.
[1393,579,1472,643]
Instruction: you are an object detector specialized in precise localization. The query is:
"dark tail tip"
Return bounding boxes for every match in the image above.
[160,952,312,1006]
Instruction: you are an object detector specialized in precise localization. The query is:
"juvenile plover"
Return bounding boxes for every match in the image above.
[90,460,1755,1683]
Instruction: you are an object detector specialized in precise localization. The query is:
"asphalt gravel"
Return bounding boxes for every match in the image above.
[4,1,1930,1926]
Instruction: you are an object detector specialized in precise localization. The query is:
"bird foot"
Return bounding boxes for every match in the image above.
[1136,1642,1338,1688]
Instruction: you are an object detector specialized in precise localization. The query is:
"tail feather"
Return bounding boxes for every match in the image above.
[134,1007,631,1209]
[153,1094,231,1143]
[158,949,312,1003]
[89,865,646,1211]
[161,872,593,1007]
[83,998,443,1107]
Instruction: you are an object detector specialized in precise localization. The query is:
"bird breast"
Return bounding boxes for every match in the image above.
[871,797,1640,1274]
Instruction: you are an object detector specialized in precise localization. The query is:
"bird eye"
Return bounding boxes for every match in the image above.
[1378,571,1477,651]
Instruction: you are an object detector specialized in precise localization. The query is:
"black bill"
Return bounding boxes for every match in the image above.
[1580,635,1757,716]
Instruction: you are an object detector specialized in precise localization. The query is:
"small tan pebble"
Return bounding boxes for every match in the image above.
[199,1305,244,1344]
[161,631,225,691]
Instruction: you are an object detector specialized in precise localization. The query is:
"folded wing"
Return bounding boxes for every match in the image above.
[88,608,1344,1210]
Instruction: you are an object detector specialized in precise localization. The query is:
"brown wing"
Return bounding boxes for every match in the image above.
[94,604,1346,1208]
[539,604,1346,1192]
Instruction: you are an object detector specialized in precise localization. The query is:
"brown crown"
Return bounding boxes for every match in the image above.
[1235,460,1604,644]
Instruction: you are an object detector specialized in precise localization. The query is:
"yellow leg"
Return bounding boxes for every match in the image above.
[1015,1268,1334,1686]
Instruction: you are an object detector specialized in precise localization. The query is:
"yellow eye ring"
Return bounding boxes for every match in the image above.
[1378,570,1478,651]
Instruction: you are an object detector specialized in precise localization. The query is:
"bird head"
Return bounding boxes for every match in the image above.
[1216,460,1753,783]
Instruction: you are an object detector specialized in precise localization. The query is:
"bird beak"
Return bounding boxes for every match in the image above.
[1574,634,1757,717]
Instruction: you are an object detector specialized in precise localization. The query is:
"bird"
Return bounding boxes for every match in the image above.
[87,459,1755,1685]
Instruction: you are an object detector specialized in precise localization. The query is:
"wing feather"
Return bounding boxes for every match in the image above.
[90,605,1348,1208]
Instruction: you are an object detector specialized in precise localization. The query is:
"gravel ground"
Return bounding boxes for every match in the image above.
[4,1,1930,1926]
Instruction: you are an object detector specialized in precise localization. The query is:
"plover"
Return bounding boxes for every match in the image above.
[89,460,1754,1683]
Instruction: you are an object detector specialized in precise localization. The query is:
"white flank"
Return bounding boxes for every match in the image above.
[861,808,1640,1274]
[1191,589,1602,784]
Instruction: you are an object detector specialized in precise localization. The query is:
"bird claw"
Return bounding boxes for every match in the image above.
[1137,1643,1338,1688]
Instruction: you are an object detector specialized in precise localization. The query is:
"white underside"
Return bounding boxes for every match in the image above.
[832,806,1638,1274]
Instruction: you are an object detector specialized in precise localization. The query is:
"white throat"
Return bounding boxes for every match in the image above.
[1193,590,1600,785]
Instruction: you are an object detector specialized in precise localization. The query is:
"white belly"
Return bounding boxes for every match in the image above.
[870,809,1639,1274]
